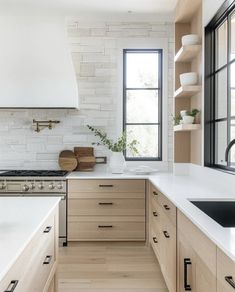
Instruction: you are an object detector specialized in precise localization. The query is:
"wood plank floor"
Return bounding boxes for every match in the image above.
[58,242,168,292]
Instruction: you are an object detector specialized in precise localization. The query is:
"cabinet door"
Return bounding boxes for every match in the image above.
[217,248,235,292]
[178,211,216,292]
[178,232,196,292]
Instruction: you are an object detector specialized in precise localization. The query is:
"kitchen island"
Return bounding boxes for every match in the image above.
[0,197,60,292]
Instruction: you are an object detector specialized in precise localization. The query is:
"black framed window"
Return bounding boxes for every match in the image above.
[123,49,162,161]
[205,0,235,171]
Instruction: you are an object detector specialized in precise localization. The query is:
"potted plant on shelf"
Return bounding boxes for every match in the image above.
[183,109,200,124]
[87,125,139,174]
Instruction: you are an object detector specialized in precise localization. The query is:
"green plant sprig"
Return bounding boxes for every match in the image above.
[186,108,200,117]
[87,125,139,154]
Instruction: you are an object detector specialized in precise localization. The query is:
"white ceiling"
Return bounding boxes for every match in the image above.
[1,0,178,16]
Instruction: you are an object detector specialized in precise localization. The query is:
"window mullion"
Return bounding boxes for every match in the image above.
[227,15,231,166]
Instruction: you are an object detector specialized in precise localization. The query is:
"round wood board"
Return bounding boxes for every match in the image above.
[58,150,78,171]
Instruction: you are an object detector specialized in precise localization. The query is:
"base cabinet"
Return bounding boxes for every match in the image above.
[177,211,217,292]
[149,184,176,292]
[0,208,59,292]
[68,179,146,241]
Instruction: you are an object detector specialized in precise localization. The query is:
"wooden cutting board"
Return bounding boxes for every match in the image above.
[58,150,78,171]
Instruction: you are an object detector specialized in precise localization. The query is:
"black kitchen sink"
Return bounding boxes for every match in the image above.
[190,200,235,227]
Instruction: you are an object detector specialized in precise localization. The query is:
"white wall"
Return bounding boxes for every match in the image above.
[203,0,225,26]
[0,20,174,170]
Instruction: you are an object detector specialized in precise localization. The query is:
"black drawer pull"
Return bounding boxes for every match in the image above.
[164,204,170,210]
[153,191,158,196]
[184,258,192,291]
[5,280,19,292]
[152,237,158,243]
[163,231,170,238]
[99,202,113,205]
[99,184,114,188]
[225,276,235,289]
[153,211,158,217]
[98,225,113,228]
[43,255,52,265]
[43,226,52,233]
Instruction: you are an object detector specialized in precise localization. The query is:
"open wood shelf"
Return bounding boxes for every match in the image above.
[174,124,201,132]
[174,85,202,98]
[175,45,201,62]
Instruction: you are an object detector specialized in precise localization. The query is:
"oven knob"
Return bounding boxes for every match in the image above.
[29,183,35,190]
[38,183,44,190]
[49,183,55,190]
[57,183,63,190]
[22,184,30,192]
[0,182,6,190]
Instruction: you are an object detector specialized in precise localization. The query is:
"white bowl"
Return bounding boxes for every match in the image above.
[180,72,198,86]
[183,116,194,124]
[180,110,187,117]
[182,34,200,46]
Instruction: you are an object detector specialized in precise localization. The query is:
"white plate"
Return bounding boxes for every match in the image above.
[128,167,159,175]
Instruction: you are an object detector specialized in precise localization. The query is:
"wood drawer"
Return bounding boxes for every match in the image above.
[217,248,235,292]
[150,227,161,261]
[68,216,145,241]
[68,192,145,199]
[68,198,145,216]
[68,179,145,193]
[22,227,55,292]
[151,187,176,226]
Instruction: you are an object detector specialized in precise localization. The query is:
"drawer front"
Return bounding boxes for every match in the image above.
[217,248,235,292]
[68,198,145,216]
[68,179,145,193]
[150,226,162,262]
[21,228,55,292]
[68,216,145,241]
[151,187,176,226]
[150,196,162,227]
[68,192,145,199]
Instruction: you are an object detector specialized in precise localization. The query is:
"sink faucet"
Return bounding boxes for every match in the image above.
[225,139,235,163]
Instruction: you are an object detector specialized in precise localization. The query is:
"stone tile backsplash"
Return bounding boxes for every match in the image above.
[0,21,174,170]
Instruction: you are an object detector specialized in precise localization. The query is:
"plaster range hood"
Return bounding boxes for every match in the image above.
[0,13,79,108]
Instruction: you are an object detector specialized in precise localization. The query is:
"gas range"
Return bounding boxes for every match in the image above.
[0,170,68,193]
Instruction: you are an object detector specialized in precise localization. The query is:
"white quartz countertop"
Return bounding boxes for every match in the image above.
[67,171,149,179]
[67,170,235,262]
[0,197,60,282]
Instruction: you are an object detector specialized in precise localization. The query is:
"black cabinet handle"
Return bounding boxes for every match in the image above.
[163,231,170,238]
[184,258,192,291]
[152,211,158,217]
[164,204,170,210]
[43,226,52,233]
[5,280,19,292]
[98,202,113,205]
[225,276,235,289]
[98,225,113,228]
[152,237,158,243]
[99,184,114,188]
[153,191,158,196]
[43,255,52,265]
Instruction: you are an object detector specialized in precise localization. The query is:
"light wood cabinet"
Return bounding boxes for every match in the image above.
[177,211,217,292]
[149,184,177,292]
[0,207,59,292]
[217,248,235,291]
[68,179,146,241]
